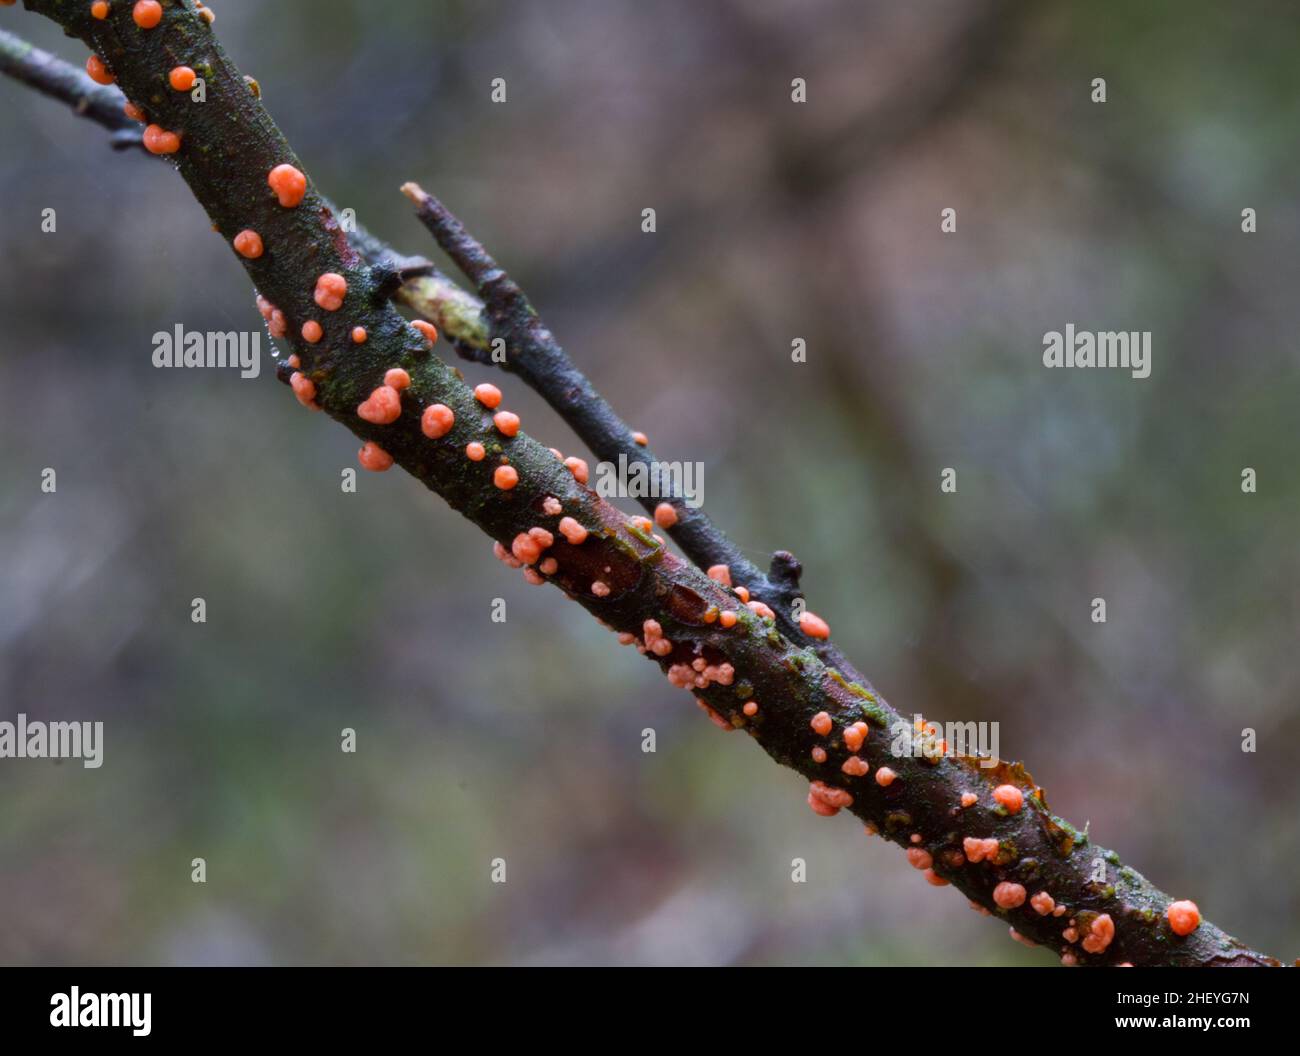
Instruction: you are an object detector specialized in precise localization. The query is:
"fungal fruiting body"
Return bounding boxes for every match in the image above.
[465,442,486,461]
[123,102,146,123]
[412,319,438,345]
[1166,900,1201,936]
[357,441,393,472]
[91,2,110,19]
[742,701,758,717]
[810,711,832,736]
[142,124,181,154]
[807,780,853,817]
[654,502,677,528]
[493,465,519,490]
[473,383,502,409]
[86,54,114,85]
[591,581,610,597]
[169,66,197,91]
[875,766,897,787]
[632,431,648,446]
[992,784,1023,813]
[811,746,827,763]
[421,404,454,439]
[906,848,933,870]
[267,163,307,207]
[233,229,264,259]
[493,411,520,437]
[357,386,401,425]
[841,755,868,777]
[960,792,978,808]
[313,273,347,311]
[564,457,589,484]
[696,699,731,731]
[383,368,411,391]
[132,0,163,28]
[1080,913,1115,954]
[1030,891,1055,916]
[718,610,737,628]
[542,496,562,516]
[301,320,322,343]
[707,564,732,587]
[992,882,1027,910]
[289,372,317,409]
[351,326,367,344]
[799,611,831,639]
[557,517,587,545]
[962,836,1000,863]
[843,720,869,752]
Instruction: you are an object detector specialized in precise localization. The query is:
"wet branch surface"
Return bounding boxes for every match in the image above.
[5,0,1285,967]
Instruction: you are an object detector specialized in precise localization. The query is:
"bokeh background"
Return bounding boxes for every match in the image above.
[2,0,1298,966]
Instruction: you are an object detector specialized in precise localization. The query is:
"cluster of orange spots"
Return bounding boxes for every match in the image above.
[267,164,307,208]
[807,780,853,817]
[564,456,589,485]
[133,0,163,29]
[358,441,392,472]
[747,599,776,620]
[286,354,300,369]
[629,515,653,535]
[493,411,520,437]
[841,755,868,777]
[300,320,323,344]
[1030,891,1055,916]
[925,870,949,887]
[91,2,110,19]
[707,564,732,587]
[718,610,737,628]
[799,611,831,639]
[642,619,673,657]
[843,720,869,752]
[742,700,759,717]
[541,496,562,516]
[960,792,978,808]
[654,502,677,528]
[1081,913,1116,954]
[538,557,557,575]
[1167,900,1201,936]
[86,55,114,85]
[411,319,438,344]
[696,698,732,731]
[811,746,827,764]
[384,368,410,390]
[421,404,454,439]
[992,784,1023,813]
[1062,925,1078,943]
[473,383,501,408]
[521,567,545,586]
[351,326,367,344]
[962,836,1000,863]
[557,516,588,545]
[233,230,264,259]
[357,385,401,425]
[632,431,648,446]
[666,659,734,690]
[906,848,932,870]
[734,585,750,603]
[289,372,317,409]
[810,711,833,736]
[493,465,519,490]
[465,441,486,461]
[168,66,197,91]
[875,766,897,787]
[123,101,146,123]
[510,527,554,565]
[195,0,215,25]
[314,273,347,311]
[591,581,611,597]
[143,124,181,154]
[256,294,287,338]
[993,881,1027,910]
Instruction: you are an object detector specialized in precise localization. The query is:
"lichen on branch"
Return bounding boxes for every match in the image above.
[7,0,1283,967]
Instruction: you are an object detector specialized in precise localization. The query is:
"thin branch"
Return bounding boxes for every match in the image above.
[6,0,1282,967]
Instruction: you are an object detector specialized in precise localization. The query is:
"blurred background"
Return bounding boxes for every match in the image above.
[2,0,1298,966]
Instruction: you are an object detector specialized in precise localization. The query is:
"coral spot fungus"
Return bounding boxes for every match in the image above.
[314,273,347,311]
[357,386,401,425]
[358,441,393,472]
[1167,900,1201,936]
[132,0,163,29]
[421,404,455,439]
[992,784,1024,813]
[493,465,519,490]
[473,383,502,408]
[86,55,114,85]
[169,66,197,91]
[233,230,263,259]
[267,164,307,207]
[143,124,181,154]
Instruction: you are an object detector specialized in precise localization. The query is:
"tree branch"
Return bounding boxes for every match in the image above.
[5,0,1283,967]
